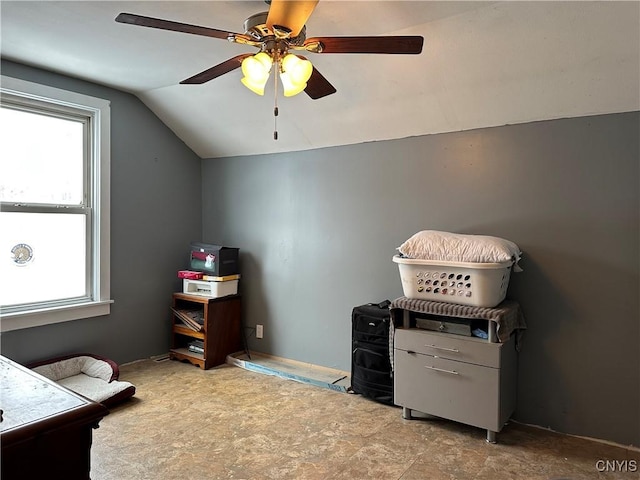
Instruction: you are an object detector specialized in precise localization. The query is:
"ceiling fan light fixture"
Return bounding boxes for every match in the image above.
[117,6,425,104]
[280,70,307,97]
[240,52,273,95]
[281,54,313,84]
[279,53,312,97]
[241,76,269,95]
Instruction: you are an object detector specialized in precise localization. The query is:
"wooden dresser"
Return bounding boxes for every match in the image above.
[0,355,108,480]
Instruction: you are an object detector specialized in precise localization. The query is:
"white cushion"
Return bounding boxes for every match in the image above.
[398,230,522,265]
[57,374,135,404]
[32,355,135,405]
[33,355,113,382]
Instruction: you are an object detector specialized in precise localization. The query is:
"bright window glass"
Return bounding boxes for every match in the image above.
[0,108,84,205]
[0,212,86,305]
[0,76,111,331]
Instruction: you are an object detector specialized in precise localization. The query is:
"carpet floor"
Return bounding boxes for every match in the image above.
[90,358,639,480]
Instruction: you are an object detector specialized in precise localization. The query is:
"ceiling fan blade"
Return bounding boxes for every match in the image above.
[180,54,252,84]
[266,0,319,37]
[304,66,337,100]
[115,13,239,40]
[305,36,424,54]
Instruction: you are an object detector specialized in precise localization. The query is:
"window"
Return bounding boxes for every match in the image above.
[0,76,111,331]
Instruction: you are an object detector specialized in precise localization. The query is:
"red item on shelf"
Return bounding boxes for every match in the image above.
[178,270,203,280]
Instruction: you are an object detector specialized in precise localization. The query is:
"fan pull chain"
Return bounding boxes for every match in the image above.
[273,59,279,140]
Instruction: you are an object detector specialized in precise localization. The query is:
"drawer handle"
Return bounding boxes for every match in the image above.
[424,365,459,375]
[427,344,460,353]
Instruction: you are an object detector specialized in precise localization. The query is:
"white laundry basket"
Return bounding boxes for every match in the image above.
[393,255,513,308]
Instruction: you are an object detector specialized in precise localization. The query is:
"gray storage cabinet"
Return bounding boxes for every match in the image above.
[394,326,517,443]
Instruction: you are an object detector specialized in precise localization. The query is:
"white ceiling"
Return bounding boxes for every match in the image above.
[1,1,639,159]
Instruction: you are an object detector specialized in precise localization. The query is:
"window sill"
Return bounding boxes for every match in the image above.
[0,300,113,332]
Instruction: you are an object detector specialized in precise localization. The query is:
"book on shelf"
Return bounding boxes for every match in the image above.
[188,339,204,354]
[202,273,240,282]
[171,307,204,332]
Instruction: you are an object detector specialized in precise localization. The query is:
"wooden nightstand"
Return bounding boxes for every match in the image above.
[169,293,242,369]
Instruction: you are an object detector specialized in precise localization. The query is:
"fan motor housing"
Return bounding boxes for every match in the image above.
[243,11,306,46]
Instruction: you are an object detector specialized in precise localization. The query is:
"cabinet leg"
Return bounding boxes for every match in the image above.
[403,310,411,329]
[486,430,497,444]
[402,407,412,420]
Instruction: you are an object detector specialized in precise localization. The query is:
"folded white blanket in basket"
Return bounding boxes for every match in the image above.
[398,230,522,269]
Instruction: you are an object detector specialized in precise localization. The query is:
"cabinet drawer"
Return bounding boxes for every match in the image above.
[394,328,501,368]
[394,349,502,431]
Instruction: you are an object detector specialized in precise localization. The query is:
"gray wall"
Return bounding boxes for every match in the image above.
[0,60,202,365]
[202,112,639,446]
[1,60,637,447]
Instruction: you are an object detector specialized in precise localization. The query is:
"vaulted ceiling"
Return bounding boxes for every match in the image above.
[1,1,638,158]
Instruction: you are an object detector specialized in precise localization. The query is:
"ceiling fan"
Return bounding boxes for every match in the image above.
[115,0,424,100]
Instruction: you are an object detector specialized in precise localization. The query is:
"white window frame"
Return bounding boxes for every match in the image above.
[0,76,112,332]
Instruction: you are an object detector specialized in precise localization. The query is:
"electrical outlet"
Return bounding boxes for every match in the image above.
[256,324,263,339]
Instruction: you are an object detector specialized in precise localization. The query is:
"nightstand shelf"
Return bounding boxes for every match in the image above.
[169,293,241,370]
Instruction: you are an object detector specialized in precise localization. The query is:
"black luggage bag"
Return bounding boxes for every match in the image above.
[350,300,394,405]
